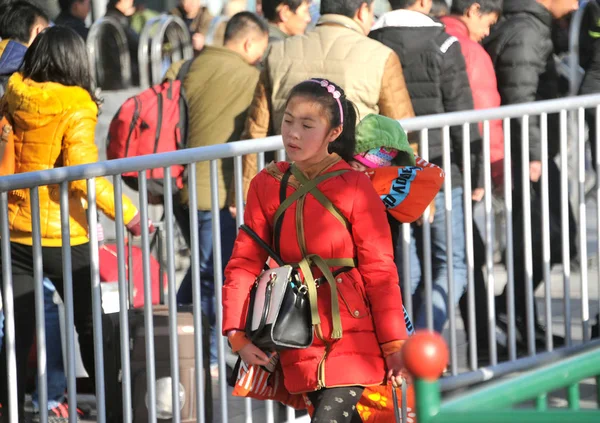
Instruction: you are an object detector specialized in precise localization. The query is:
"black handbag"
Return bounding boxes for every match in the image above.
[240,224,314,351]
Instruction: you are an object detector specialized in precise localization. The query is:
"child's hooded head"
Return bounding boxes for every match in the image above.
[351,114,415,171]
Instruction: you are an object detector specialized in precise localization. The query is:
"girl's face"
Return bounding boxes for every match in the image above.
[281,95,342,166]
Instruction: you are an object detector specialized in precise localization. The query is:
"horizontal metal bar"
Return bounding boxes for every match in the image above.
[432,411,600,423]
[0,136,284,191]
[441,346,600,410]
[3,94,600,191]
[400,93,600,132]
[440,340,600,392]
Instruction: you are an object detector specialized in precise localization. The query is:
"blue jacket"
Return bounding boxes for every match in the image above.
[0,39,28,95]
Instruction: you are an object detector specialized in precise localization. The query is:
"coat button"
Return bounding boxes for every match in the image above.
[353,310,360,317]
[336,278,342,283]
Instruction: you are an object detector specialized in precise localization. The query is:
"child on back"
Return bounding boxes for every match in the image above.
[349,114,444,227]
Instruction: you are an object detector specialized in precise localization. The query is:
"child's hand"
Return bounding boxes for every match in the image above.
[416,199,436,226]
[385,350,412,387]
[472,188,485,202]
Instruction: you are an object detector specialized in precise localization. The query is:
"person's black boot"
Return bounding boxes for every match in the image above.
[514,318,565,353]
[592,313,600,338]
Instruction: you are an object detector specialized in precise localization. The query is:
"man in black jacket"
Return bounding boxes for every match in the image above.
[370,0,482,334]
[100,0,140,90]
[55,0,91,40]
[579,0,600,170]
[484,0,578,352]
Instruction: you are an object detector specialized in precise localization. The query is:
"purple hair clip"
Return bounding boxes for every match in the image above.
[310,79,344,125]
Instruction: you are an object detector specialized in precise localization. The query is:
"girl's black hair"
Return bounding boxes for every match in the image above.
[21,26,100,106]
[286,78,357,162]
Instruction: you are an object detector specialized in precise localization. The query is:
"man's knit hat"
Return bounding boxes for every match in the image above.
[354,114,415,167]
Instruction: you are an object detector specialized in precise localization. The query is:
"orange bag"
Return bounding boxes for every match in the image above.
[365,156,444,223]
[357,383,416,422]
[303,382,417,422]
[0,115,15,176]
[232,357,417,421]
[230,358,306,409]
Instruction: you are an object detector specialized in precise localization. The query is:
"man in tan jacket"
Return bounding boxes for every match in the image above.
[165,11,268,369]
[240,0,415,191]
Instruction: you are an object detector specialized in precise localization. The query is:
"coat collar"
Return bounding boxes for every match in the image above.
[203,45,249,64]
[372,9,443,31]
[266,154,348,188]
[440,15,470,39]
[294,153,344,180]
[503,0,553,28]
[0,40,27,77]
[268,23,289,41]
[316,14,365,35]
[3,72,97,129]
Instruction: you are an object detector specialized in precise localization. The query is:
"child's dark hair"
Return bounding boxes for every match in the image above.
[21,26,100,106]
[286,78,357,162]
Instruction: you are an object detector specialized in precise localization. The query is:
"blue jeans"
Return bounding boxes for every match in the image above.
[0,278,66,409]
[399,188,468,333]
[173,206,237,365]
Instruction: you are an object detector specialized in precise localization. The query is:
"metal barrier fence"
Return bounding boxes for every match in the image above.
[138,15,193,89]
[86,14,193,91]
[87,17,133,90]
[1,93,600,422]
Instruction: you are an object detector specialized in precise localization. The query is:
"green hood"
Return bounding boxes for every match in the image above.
[355,114,415,166]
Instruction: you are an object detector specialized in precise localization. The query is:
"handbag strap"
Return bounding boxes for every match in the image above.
[273,168,292,257]
[240,224,284,267]
[253,272,275,337]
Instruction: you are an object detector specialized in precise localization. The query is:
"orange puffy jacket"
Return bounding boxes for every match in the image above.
[2,73,138,247]
[0,115,15,176]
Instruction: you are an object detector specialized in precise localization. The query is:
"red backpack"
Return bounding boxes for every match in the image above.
[106,59,194,202]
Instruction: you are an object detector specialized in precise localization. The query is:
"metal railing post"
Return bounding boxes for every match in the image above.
[569,1,589,97]
[86,17,132,90]
[139,15,193,88]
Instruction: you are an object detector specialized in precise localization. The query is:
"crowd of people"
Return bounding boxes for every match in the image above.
[1,0,599,421]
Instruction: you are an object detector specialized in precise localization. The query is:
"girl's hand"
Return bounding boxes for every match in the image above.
[239,342,271,367]
[386,350,412,387]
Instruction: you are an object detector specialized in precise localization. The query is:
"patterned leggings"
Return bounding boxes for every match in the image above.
[306,386,365,423]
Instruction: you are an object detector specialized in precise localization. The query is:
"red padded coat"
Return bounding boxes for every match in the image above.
[441,16,504,186]
[222,156,409,394]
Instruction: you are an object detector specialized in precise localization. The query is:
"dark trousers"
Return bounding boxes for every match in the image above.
[0,243,95,415]
[306,386,365,423]
[499,160,576,321]
[459,223,491,347]
[172,203,237,365]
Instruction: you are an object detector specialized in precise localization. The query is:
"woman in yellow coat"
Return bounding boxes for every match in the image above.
[0,26,148,416]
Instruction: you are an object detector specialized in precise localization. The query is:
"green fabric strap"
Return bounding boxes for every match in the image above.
[308,254,343,339]
[272,168,349,230]
[290,258,356,269]
[289,166,350,229]
[325,258,357,267]
[274,164,354,342]
[297,254,344,340]
[297,257,322,330]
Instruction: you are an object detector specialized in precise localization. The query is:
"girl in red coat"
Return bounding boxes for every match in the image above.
[222,79,410,422]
